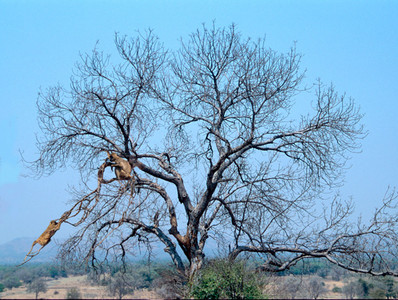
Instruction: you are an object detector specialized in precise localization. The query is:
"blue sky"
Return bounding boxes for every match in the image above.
[0,0,397,245]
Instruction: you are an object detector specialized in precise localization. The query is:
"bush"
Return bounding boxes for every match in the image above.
[15,268,38,284]
[132,264,159,289]
[2,276,22,289]
[152,264,186,299]
[0,283,4,292]
[358,278,372,297]
[66,287,81,299]
[332,286,342,293]
[51,267,59,278]
[369,288,387,299]
[191,259,264,299]
[369,276,396,299]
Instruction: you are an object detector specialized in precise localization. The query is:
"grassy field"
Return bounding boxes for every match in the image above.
[264,275,346,299]
[1,262,396,299]
[0,274,349,299]
[0,275,159,299]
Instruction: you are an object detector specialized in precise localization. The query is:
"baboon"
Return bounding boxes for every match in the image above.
[22,220,62,263]
[34,220,61,247]
[106,152,133,180]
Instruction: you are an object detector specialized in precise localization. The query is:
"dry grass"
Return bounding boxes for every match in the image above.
[0,273,374,299]
[263,275,345,299]
[0,275,160,299]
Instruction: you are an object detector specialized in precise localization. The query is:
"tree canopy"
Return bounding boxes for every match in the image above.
[29,24,398,279]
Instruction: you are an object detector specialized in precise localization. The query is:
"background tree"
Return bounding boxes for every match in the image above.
[27,278,47,300]
[279,275,303,299]
[342,280,361,300]
[306,276,327,299]
[30,23,398,279]
[108,271,137,299]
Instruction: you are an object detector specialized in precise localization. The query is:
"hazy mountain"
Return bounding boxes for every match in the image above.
[0,237,58,264]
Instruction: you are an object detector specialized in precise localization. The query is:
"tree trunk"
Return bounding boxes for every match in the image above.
[188,249,205,281]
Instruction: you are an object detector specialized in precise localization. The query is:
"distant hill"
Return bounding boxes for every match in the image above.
[0,237,58,264]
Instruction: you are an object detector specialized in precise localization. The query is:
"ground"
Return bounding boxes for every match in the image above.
[264,275,345,299]
[0,275,160,299]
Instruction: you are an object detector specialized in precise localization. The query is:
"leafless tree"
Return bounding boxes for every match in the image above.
[279,275,303,299]
[306,276,328,299]
[108,271,137,299]
[27,278,48,300]
[29,23,398,280]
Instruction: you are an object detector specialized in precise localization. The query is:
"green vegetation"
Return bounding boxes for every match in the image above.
[0,262,78,292]
[2,276,22,289]
[191,259,264,299]
[0,259,397,299]
[332,286,342,293]
[341,276,398,299]
[281,258,338,277]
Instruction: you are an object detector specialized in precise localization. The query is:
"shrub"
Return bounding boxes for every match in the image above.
[369,276,396,299]
[152,265,186,299]
[0,283,4,292]
[358,278,372,297]
[15,267,38,284]
[3,276,22,289]
[332,286,342,293]
[66,287,81,299]
[369,288,387,299]
[191,259,264,299]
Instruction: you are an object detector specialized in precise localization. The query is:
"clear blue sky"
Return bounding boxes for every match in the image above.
[0,0,397,244]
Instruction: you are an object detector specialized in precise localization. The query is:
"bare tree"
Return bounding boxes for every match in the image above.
[28,23,398,280]
[279,275,303,299]
[108,271,137,299]
[306,276,328,299]
[27,278,48,300]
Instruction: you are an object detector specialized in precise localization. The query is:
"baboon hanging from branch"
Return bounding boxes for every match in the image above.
[19,219,62,266]
[32,220,61,248]
[20,152,138,266]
